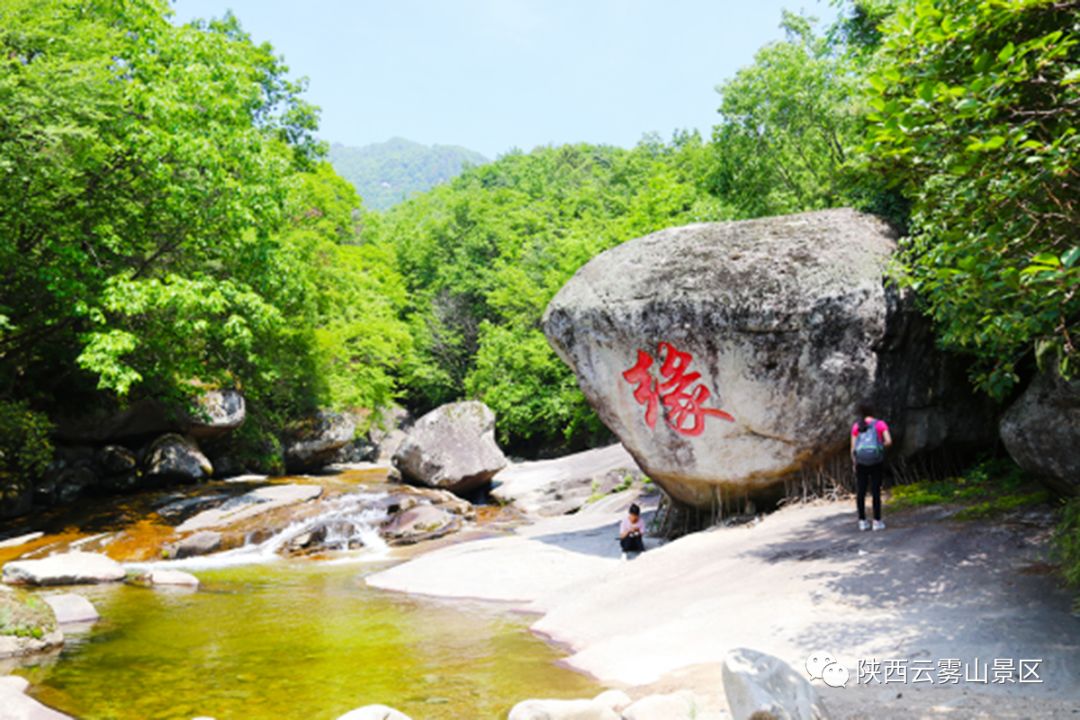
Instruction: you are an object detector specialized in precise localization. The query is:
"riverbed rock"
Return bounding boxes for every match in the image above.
[167,530,223,558]
[507,689,630,720]
[0,588,63,659]
[336,706,413,720]
[492,444,644,516]
[142,434,213,484]
[174,484,323,533]
[284,411,357,472]
[2,551,126,586]
[1000,367,1080,496]
[143,569,200,587]
[621,691,702,720]
[42,594,99,624]
[381,505,459,545]
[96,444,138,475]
[542,209,995,508]
[371,406,413,464]
[721,648,827,720]
[0,675,74,719]
[392,401,507,496]
[186,389,246,440]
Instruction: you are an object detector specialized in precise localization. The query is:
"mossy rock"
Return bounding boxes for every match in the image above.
[0,587,57,639]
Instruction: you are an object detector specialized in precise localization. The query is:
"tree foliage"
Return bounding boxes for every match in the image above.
[863,0,1080,395]
[0,0,412,484]
[371,137,729,449]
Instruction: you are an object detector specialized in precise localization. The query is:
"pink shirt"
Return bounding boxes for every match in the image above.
[852,418,889,441]
[620,516,645,536]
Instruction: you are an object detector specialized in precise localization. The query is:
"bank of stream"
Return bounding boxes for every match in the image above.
[0,471,602,720]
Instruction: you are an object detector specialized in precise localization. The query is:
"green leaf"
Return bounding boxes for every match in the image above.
[1062,247,1080,268]
[998,42,1015,62]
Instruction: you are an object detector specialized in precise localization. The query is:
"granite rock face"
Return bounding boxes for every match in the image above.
[392,401,508,496]
[543,209,995,507]
[1000,367,1080,496]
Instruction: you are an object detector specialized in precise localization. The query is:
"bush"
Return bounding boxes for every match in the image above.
[0,400,53,503]
[1055,498,1080,608]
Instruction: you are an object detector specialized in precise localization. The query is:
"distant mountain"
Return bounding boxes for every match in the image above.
[328,138,489,211]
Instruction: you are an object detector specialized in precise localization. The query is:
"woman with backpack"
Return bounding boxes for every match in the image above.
[851,403,892,531]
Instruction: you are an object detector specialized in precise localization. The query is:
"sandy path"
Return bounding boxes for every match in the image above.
[367,498,1080,716]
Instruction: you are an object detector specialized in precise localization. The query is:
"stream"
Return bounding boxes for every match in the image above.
[1,475,602,720]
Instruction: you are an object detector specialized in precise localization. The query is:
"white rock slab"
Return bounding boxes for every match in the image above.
[175,484,323,532]
[42,594,99,624]
[2,552,125,586]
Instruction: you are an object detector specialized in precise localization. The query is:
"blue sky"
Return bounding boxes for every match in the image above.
[172,0,839,158]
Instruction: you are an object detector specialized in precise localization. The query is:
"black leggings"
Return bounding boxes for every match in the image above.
[620,533,644,552]
[856,463,883,521]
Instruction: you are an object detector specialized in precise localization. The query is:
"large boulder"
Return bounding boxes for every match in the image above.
[283,411,357,472]
[142,433,212,484]
[543,209,994,508]
[392,401,508,495]
[55,391,246,445]
[2,551,126,586]
[186,389,246,440]
[721,648,828,720]
[1000,367,1080,496]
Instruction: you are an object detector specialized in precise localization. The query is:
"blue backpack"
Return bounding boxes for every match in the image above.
[854,420,885,465]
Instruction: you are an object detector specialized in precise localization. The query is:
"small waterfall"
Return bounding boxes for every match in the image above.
[126,492,392,571]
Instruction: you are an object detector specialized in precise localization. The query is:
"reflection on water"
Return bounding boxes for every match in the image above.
[13,562,599,720]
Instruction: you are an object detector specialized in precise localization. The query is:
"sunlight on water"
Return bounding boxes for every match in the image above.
[14,562,600,720]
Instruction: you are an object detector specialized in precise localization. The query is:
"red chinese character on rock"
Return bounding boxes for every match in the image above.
[621,342,734,436]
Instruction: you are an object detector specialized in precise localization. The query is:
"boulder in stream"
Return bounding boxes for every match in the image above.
[42,593,99,624]
[392,401,507,496]
[142,434,213,484]
[283,411,357,472]
[2,551,126,586]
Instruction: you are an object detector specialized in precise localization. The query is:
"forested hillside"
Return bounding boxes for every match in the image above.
[1,0,1077,580]
[328,138,488,210]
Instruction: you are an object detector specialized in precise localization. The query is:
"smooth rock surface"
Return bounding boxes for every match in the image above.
[507,689,629,720]
[621,691,702,720]
[186,389,246,439]
[284,411,356,472]
[42,594,99,624]
[142,433,213,484]
[335,705,413,720]
[721,648,827,720]
[175,484,322,533]
[543,209,995,507]
[145,569,200,587]
[0,675,73,719]
[492,444,644,516]
[380,505,459,545]
[2,552,125,586]
[169,530,223,558]
[1000,367,1080,496]
[392,401,508,495]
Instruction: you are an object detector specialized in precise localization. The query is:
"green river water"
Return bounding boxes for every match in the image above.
[11,560,600,720]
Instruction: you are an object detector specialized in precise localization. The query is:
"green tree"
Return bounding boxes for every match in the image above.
[863,0,1080,395]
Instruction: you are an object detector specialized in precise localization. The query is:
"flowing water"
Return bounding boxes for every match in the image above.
[4,479,602,719]
[11,561,600,720]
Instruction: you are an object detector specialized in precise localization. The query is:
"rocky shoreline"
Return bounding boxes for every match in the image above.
[3,447,1077,719]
